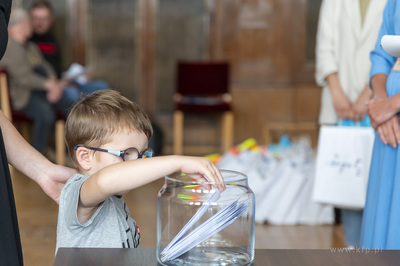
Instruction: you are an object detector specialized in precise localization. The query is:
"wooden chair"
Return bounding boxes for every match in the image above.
[173,62,234,155]
[0,70,66,166]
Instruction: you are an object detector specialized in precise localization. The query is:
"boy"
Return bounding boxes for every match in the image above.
[56,90,224,252]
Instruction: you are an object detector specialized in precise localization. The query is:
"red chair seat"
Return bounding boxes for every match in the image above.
[173,61,234,154]
[12,110,33,123]
[56,110,66,120]
[176,102,231,113]
[12,108,65,122]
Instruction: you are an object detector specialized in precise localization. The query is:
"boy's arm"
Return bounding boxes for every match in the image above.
[77,155,224,223]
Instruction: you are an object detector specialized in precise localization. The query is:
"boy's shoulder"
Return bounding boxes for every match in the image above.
[65,173,89,186]
[59,173,92,209]
[61,173,90,197]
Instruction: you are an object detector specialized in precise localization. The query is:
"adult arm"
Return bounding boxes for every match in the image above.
[352,84,373,121]
[3,42,65,103]
[315,0,354,120]
[78,156,224,223]
[325,73,355,120]
[315,0,338,87]
[368,74,400,147]
[367,0,400,147]
[368,74,391,127]
[0,41,50,90]
[0,111,76,203]
[32,44,68,103]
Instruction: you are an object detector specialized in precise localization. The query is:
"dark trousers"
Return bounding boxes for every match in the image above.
[20,91,75,154]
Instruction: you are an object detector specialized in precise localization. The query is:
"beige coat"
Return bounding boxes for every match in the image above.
[315,0,387,124]
[0,38,56,110]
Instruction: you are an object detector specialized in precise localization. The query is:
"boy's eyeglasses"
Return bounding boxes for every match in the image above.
[74,145,154,161]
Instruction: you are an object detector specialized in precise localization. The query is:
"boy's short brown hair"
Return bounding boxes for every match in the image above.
[65,90,153,165]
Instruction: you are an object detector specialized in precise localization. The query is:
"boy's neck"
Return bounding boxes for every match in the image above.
[79,169,89,176]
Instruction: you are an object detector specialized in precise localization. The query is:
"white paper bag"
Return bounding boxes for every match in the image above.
[312,126,375,209]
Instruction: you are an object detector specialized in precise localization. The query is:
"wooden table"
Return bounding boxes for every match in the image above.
[53,248,400,265]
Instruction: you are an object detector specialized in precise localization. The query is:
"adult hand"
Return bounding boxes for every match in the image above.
[352,99,368,121]
[367,97,396,128]
[352,85,373,121]
[36,163,77,204]
[376,115,400,148]
[326,73,355,120]
[331,90,355,120]
[46,83,63,103]
[44,79,62,103]
[59,78,70,88]
[0,110,77,203]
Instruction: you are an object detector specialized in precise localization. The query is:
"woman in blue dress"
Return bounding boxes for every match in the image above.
[361,0,400,249]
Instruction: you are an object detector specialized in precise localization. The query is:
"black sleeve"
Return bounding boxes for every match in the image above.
[0,4,23,264]
[0,0,12,60]
[0,128,23,266]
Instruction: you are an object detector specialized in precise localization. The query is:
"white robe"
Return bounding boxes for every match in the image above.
[315,0,387,124]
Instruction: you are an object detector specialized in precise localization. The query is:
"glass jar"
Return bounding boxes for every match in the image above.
[157,170,255,265]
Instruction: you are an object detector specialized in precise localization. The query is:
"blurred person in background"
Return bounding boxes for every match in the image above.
[361,0,400,249]
[0,8,75,154]
[315,0,386,248]
[29,0,108,102]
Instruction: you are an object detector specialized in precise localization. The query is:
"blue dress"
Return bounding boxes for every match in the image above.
[360,0,400,249]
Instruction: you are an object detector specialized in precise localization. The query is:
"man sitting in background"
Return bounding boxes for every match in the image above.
[29,0,108,102]
[0,8,75,155]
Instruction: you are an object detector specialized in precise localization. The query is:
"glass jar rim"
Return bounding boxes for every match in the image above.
[165,169,247,185]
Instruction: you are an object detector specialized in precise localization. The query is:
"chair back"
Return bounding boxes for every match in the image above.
[0,69,33,123]
[0,69,12,121]
[177,62,229,96]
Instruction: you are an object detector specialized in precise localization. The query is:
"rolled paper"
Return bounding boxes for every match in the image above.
[381,35,400,58]
[161,196,250,262]
[161,190,222,257]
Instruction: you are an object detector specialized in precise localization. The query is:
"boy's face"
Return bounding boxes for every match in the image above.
[88,129,149,174]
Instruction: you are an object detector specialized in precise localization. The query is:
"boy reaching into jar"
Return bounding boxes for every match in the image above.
[56,90,224,252]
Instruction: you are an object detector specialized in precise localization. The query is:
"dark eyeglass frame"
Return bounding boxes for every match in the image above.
[74,145,154,161]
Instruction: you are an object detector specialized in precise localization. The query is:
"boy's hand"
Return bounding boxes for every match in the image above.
[179,156,225,191]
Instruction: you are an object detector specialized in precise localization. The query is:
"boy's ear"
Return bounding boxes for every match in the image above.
[75,147,93,171]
